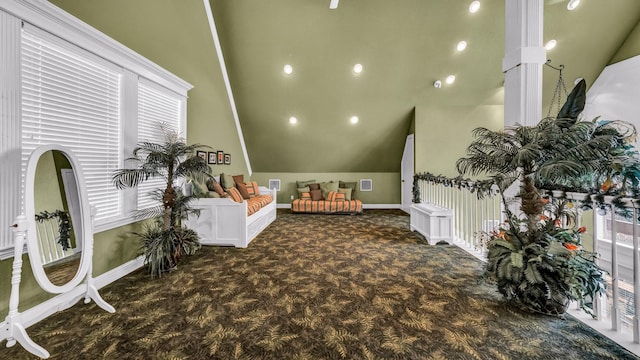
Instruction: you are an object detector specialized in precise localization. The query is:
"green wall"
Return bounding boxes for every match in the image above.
[610,20,640,64]
[251,172,400,205]
[414,105,504,177]
[0,0,243,315]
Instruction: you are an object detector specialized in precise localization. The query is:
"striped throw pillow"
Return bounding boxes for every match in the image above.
[227,187,244,203]
[300,192,312,200]
[245,181,260,197]
[326,191,345,202]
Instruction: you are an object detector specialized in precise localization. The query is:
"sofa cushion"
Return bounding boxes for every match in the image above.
[245,181,260,197]
[310,189,323,201]
[339,181,357,199]
[320,181,339,199]
[206,178,225,196]
[297,186,310,198]
[327,191,346,202]
[309,183,321,191]
[296,179,316,188]
[220,173,236,190]
[300,192,312,200]
[338,187,352,201]
[226,187,244,203]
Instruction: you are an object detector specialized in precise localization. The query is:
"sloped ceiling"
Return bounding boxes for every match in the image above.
[210,0,640,173]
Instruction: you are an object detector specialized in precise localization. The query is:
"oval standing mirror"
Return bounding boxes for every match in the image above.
[25,145,91,294]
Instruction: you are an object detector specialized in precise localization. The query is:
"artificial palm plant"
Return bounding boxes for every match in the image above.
[112,125,210,277]
[456,80,639,315]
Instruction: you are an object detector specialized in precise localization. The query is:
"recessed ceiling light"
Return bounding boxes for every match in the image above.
[289,116,297,124]
[456,41,467,52]
[567,0,580,11]
[353,63,363,74]
[350,116,359,124]
[283,64,293,75]
[469,1,480,13]
[445,75,456,85]
[544,39,557,51]
[434,80,442,88]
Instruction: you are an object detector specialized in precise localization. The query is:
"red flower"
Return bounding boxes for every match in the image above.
[564,243,579,251]
[555,219,561,227]
[540,215,549,221]
[578,226,587,234]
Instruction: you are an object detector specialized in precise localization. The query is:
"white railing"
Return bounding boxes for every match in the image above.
[416,179,502,256]
[414,176,640,354]
[35,217,74,265]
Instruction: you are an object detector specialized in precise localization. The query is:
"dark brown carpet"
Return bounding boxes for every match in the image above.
[2,209,638,359]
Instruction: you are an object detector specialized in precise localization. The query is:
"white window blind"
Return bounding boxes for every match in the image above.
[136,80,182,210]
[21,24,122,224]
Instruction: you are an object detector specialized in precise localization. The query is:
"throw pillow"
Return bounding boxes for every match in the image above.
[297,186,310,198]
[326,191,346,202]
[220,173,236,190]
[339,181,357,199]
[300,192,312,200]
[245,181,260,197]
[320,181,339,199]
[310,189,323,201]
[232,174,245,187]
[236,181,251,199]
[206,178,225,196]
[226,187,243,203]
[338,187,352,201]
[296,179,316,188]
[309,183,321,191]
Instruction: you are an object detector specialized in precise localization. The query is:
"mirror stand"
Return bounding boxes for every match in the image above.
[81,207,115,314]
[5,216,50,359]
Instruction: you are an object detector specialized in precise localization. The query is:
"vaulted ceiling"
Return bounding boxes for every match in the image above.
[210,0,640,173]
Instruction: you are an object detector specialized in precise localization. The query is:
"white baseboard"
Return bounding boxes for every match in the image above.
[363,204,401,209]
[3,256,144,333]
[277,203,402,210]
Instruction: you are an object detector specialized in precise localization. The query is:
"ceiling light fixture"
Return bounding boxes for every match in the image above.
[289,116,297,124]
[283,64,293,75]
[456,41,467,52]
[353,63,363,74]
[329,0,339,9]
[433,80,442,88]
[469,1,480,13]
[350,116,359,124]
[445,75,456,85]
[567,0,580,11]
[544,39,557,51]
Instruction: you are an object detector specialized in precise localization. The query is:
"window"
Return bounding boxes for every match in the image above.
[0,3,191,257]
[136,80,182,210]
[21,24,122,223]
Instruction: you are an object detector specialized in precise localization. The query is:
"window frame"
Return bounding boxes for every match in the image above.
[0,1,192,258]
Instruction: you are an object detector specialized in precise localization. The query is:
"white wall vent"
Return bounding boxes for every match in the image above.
[268,179,281,191]
[360,179,373,192]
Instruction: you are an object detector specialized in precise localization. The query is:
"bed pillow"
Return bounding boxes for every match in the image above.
[320,181,339,199]
[297,186,310,199]
[310,189,323,201]
[226,187,244,203]
[206,178,225,196]
[245,181,260,197]
[339,181,357,199]
[326,191,346,202]
[338,187,352,201]
[296,179,317,189]
[220,173,236,190]
[300,192,312,200]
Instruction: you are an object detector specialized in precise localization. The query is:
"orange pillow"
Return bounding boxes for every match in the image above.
[300,192,312,200]
[226,187,243,203]
[245,181,260,197]
[326,191,346,202]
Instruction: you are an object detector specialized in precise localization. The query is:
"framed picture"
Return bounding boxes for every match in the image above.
[207,151,217,164]
[196,151,207,161]
[217,151,224,164]
[224,154,231,165]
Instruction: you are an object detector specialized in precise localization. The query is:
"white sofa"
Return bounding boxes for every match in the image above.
[185,187,277,248]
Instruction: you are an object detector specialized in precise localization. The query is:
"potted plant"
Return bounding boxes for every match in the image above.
[112,125,210,277]
[456,79,638,316]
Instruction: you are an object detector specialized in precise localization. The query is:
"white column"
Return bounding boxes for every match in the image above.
[0,10,23,258]
[503,0,546,127]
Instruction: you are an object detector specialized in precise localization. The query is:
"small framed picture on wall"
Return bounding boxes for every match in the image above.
[207,151,217,164]
[224,154,231,165]
[196,151,207,161]
[217,151,224,164]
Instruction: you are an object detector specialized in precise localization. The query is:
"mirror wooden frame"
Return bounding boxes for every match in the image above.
[2,144,115,359]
